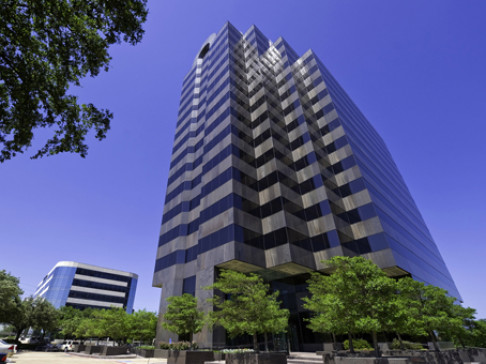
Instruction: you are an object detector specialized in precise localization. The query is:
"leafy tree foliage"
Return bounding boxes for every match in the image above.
[207,270,289,351]
[391,277,430,348]
[394,277,457,351]
[100,307,131,343]
[58,305,82,338]
[0,0,148,162]
[0,270,23,323]
[59,306,157,344]
[31,298,59,339]
[445,304,477,348]
[304,256,395,354]
[130,309,157,343]
[162,293,204,342]
[467,319,486,348]
[8,296,59,341]
[10,297,35,342]
[304,257,486,352]
[72,308,102,340]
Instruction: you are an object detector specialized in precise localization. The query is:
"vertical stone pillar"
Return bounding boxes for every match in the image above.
[193,266,226,348]
[155,265,184,344]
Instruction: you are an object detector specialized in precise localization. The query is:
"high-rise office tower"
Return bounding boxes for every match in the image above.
[153,23,459,350]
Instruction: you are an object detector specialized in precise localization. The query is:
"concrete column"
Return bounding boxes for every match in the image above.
[193,266,226,348]
[155,265,184,344]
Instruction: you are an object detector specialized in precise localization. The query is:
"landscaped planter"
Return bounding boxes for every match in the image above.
[214,352,226,361]
[84,345,102,354]
[73,344,86,352]
[167,350,216,364]
[318,348,486,364]
[318,350,380,364]
[225,352,287,364]
[137,348,155,358]
[322,343,343,352]
[154,349,169,358]
[100,346,130,356]
[335,350,376,358]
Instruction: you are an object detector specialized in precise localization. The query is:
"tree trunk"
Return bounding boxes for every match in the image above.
[459,337,465,348]
[347,332,354,353]
[15,329,23,343]
[396,332,404,350]
[332,332,337,350]
[429,331,440,351]
[253,333,258,351]
[372,331,380,357]
[264,332,269,351]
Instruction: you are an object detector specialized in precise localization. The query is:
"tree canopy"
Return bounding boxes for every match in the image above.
[58,306,157,344]
[130,309,158,343]
[162,293,204,342]
[207,269,289,351]
[303,256,395,353]
[0,0,148,162]
[303,256,486,352]
[10,296,35,342]
[30,298,59,339]
[0,270,23,324]
[395,277,458,351]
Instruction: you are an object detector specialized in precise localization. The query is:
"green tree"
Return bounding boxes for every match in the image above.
[303,271,343,349]
[74,308,103,340]
[58,306,82,338]
[10,297,35,342]
[394,277,456,351]
[0,0,148,162]
[469,319,486,348]
[31,298,59,339]
[392,277,429,349]
[0,270,23,324]
[304,257,395,354]
[207,270,289,351]
[101,307,131,343]
[129,310,157,343]
[162,293,204,342]
[445,304,476,348]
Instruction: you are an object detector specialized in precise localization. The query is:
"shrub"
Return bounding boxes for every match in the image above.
[173,341,191,350]
[159,341,198,350]
[221,348,255,353]
[390,339,424,350]
[138,345,155,350]
[343,339,372,350]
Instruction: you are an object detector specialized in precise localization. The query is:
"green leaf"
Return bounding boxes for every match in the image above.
[0,0,148,161]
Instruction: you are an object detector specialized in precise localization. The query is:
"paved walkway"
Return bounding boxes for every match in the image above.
[8,351,167,364]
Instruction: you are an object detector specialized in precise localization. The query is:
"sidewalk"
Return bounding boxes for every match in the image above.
[8,351,167,364]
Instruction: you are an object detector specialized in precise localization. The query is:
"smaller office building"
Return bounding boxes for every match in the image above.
[34,261,137,313]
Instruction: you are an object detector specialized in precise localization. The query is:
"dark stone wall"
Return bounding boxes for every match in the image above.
[320,348,486,364]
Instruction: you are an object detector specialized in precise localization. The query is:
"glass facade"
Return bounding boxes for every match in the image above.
[154,22,460,350]
[34,261,138,313]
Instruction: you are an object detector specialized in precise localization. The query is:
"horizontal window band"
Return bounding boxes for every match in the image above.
[66,297,124,308]
[71,279,128,293]
[73,274,128,287]
[75,268,130,283]
[155,225,342,272]
[68,291,126,304]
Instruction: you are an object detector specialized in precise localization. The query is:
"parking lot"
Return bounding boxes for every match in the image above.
[8,352,167,364]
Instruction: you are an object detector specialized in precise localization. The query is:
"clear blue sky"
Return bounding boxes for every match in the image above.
[1,1,485,317]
